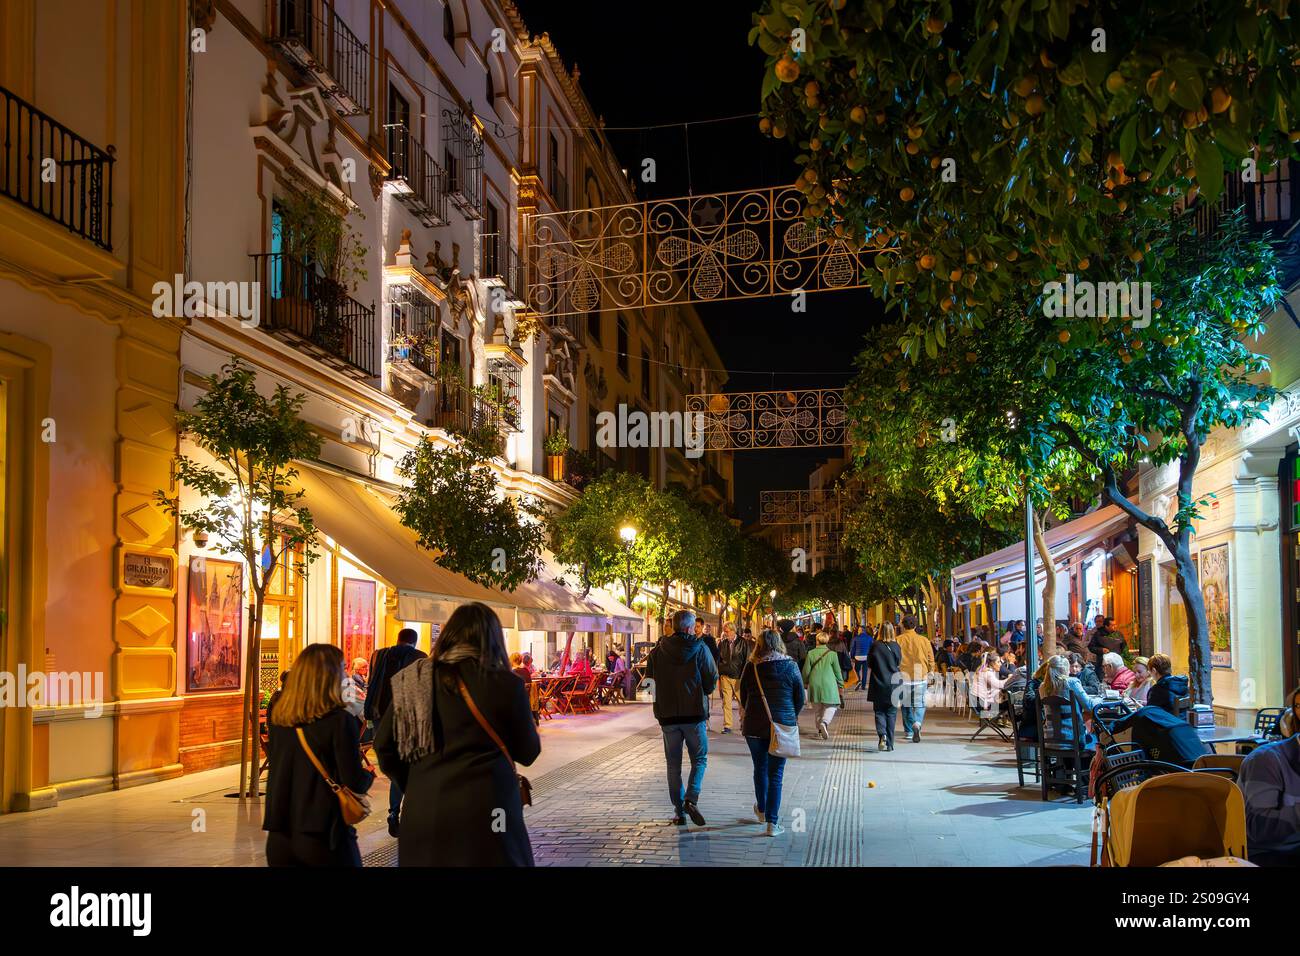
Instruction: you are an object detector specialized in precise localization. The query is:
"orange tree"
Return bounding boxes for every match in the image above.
[752,0,1300,353]
[846,211,1282,702]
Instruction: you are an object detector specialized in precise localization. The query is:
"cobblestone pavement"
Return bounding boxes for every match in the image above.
[366,690,1095,867]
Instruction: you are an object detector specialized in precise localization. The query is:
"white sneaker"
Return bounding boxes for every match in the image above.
[765,822,785,837]
[753,803,765,823]
[818,721,829,740]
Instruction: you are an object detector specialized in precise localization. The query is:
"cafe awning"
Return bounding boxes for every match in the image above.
[290,460,519,625]
[951,503,1133,606]
[506,551,610,632]
[583,585,645,636]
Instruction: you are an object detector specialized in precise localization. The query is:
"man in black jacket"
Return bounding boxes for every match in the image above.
[715,623,754,735]
[365,628,426,836]
[646,609,718,826]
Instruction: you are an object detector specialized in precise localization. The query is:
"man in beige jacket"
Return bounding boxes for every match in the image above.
[896,614,936,743]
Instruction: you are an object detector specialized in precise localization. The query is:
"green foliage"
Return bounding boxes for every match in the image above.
[158,358,323,592]
[753,0,1300,346]
[543,430,569,455]
[276,187,369,293]
[395,426,545,590]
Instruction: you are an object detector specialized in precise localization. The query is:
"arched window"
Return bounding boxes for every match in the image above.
[443,4,455,45]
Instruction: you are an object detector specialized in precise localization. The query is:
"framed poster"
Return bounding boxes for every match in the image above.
[1199,543,1233,668]
[186,557,244,692]
[340,578,377,668]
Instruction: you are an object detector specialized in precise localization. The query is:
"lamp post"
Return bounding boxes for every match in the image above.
[620,525,638,698]
[768,589,777,629]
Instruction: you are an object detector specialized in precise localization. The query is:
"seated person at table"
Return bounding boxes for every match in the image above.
[1003,664,1029,698]
[1125,656,1153,705]
[1102,652,1137,693]
[1068,653,1102,697]
[1238,728,1300,866]
[1017,660,1052,741]
[971,652,1009,713]
[567,651,594,678]
[1145,654,1189,713]
[1036,655,1096,753]
[510,653,531,682]
[936,640,961,670]
[1107,704,1208,768]
[998,652,1017,680]
[520,653,536,678]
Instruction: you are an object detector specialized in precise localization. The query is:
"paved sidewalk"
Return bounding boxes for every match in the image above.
[0,691,1094,867]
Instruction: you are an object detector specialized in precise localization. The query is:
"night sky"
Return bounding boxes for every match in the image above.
[513,0,886,522]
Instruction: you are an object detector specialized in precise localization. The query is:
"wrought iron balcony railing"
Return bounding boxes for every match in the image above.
[387,284,440,378]
[0,83,114,250]
[385,124,448,226]
[269,0,370,116]
[250,252,378,377]
[430,378,506,453]
[480,232,526,304]
[1189,159,1297,240]
[442,109,483,219]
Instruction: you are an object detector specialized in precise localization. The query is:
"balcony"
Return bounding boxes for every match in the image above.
[0,83,114,250]
[429,378,507,454]
[442,109,483,219]
[269,0,370,116]
[385,125,448,226]
[480,232,526,305]
[562,445,616,491]
[1189,159,1300,283]
[387,284,439,378]
[704,464,729,502]
[250,252,378,377]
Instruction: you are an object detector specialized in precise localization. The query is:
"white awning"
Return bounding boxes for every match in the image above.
[506,551,610,632]
[951,503,1133,605]
[583,585,645,636]
[290,461,519,626]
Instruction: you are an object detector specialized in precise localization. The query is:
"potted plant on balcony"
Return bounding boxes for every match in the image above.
[543,430,568,482]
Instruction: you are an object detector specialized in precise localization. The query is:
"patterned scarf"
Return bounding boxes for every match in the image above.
[389,643,480,762]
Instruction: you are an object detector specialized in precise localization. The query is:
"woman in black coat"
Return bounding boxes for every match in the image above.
[264,644,375,867]
[866,622,903,752]
[375,602,541,866]
[737,629,805,836]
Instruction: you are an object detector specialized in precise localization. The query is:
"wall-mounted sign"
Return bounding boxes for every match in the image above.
[123,551,174,590]
[1137,557,1154,656]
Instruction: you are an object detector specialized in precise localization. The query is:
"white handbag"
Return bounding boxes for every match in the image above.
[747,662,801,758]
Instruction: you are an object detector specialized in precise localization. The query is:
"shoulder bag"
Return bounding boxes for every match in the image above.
[296,726,371,826]
[457,674,533,807]
[747,661,801,758]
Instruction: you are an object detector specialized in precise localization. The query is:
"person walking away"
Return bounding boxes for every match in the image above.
[715,622,753,735]
[783,625,808,667]
[264,644,374,867]
[802,631,844,739]
[644,609,718,826]
[897,614,935,743]
[374,603,540,866]
[738,629,805,836]
[850,624,874,690]
[829,629,853,683]
[364,627,426,837]
[867,622,903,751]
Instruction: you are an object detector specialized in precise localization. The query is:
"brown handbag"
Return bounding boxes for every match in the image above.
[457,675,533,807]
[296,727,372,826]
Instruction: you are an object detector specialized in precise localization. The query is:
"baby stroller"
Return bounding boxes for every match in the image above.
[1091,761,1246,866]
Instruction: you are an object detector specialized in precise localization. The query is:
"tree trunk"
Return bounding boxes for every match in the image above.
[1032,511,1058,658]
[1173,544,1213,704]
[240,593,264,799]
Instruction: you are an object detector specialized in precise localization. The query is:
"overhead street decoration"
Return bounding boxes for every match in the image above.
[689,388,847,451]
[526,186,892,317]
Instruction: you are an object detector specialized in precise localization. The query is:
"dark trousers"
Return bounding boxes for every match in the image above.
[873,704,897,747]
[266,830,361,867]
[854,660,869,687]
[745,735,787,824]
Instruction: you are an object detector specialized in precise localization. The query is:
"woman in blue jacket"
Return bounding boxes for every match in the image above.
[738,629,805,837]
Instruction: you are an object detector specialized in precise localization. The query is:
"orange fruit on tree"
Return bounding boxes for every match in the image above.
[1058,330,1070,343]
[805,81,820,98]
[919,253,936,269]
[1014,75,1037,97]
[850,105,867,124]
[775,56,800,83]
[1105,71,1125,93]
[925,17,945,34]
[949,268,963,281]
[906,141,920,155]
[1025,94,1045,115]
[1211,87,1232,113]
[899,186,915,201]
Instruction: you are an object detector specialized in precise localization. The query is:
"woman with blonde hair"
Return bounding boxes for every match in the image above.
[802,628,845,739]
[866,622,903,751]
[1037,654,1095,752]
[264,643,374,867]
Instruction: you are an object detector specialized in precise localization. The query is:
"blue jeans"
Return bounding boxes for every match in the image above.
[388,777,403,823]
[900,681,927,734]
[745,735,787,823]
[662,720,708,810]
[854,659,869,687]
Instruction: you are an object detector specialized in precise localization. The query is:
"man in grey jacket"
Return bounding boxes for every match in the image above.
[645,609,718,826]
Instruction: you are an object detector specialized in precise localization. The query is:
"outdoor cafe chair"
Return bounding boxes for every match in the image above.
[564,675,602,714]
[1192,752,1245,781]
[969,685,1011,742]
[1006,690,1039,787]
[1038,694,1093,804]
[1236,707,1286,754]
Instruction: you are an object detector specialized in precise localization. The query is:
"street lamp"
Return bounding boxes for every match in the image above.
[769,589,777,628]
[619,525,638,698]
